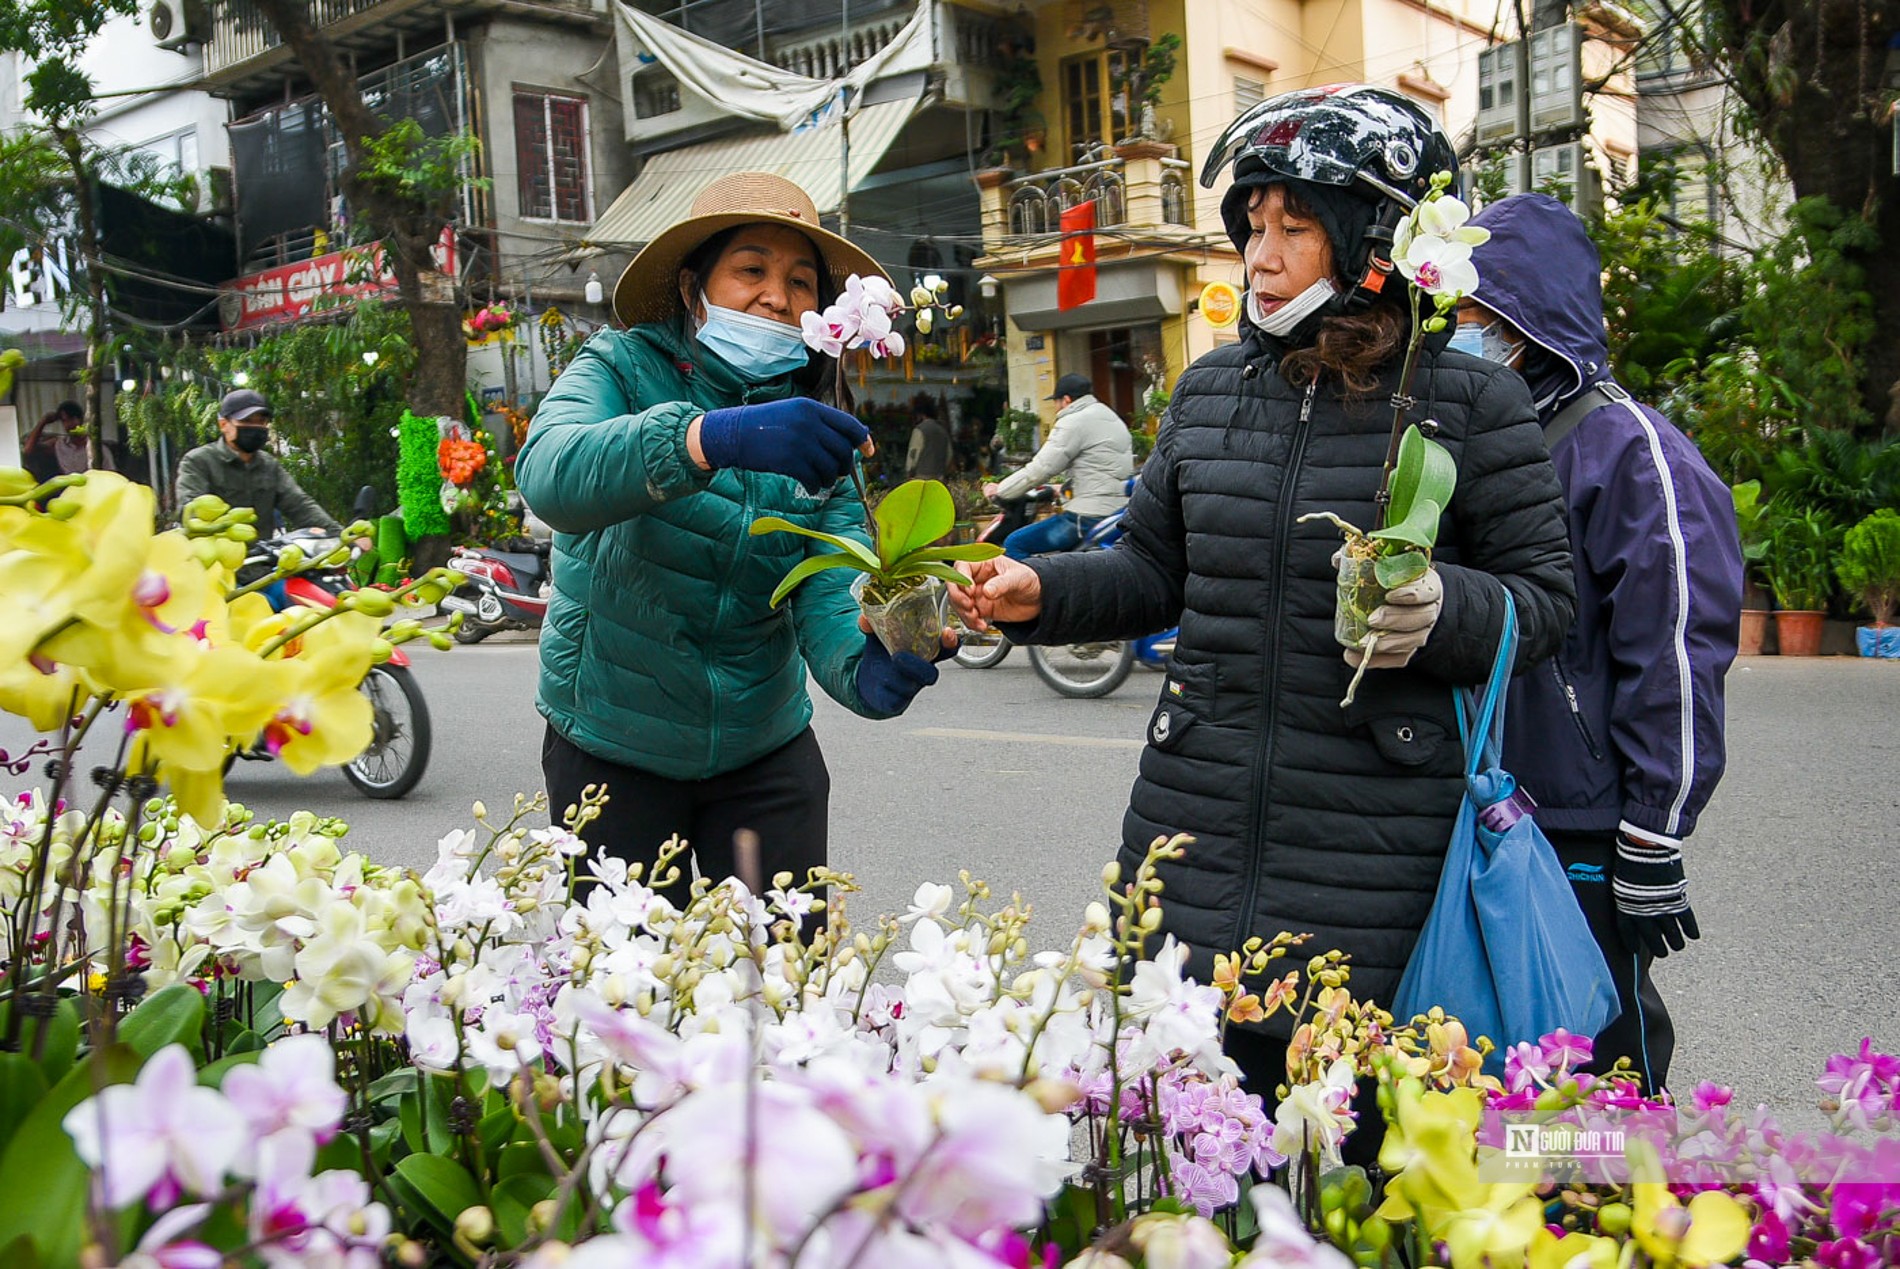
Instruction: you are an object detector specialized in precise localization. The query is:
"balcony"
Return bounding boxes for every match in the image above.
[1004,152,1192,236]
[203,0,607,96]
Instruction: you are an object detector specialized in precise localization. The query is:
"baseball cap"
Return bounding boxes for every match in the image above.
[219,388,271,421]
[1046,373,1093,401]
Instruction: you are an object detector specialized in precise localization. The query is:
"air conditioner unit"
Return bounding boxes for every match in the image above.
[1475,43,1521,146]
[149,0,209,51]
[1528,24,1583,135]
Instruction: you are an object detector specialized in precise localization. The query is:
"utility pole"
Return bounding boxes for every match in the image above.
[839,0,851,237]
[1514,0,1532,180]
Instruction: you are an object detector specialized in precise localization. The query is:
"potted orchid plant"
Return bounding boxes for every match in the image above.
[750,273,1006,658]
[1301,172,1483,706]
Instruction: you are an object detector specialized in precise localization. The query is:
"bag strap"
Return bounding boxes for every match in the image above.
[1543,381,1632,449]
[1455,590,1519,777]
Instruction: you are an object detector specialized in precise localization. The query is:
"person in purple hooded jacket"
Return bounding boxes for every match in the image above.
[1458,193,1743,1091]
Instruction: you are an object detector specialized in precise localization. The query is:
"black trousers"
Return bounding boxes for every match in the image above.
[1546,827,1676,1093]
[541,723,830,907]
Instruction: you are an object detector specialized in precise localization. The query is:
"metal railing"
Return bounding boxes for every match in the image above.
[1007,159,1126,235]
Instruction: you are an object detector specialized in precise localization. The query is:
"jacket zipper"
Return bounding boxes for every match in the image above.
[1233,380,1317,950]
[1549,659,1606,760]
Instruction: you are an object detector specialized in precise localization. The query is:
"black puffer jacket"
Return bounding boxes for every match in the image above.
[1012,328,1575,1022]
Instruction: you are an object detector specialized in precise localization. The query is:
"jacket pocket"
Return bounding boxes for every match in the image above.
[1341,678,1457,772]
[1147,656,1215,749]
[1549,659,1606,760]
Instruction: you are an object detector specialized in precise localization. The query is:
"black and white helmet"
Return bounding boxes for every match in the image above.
[1202,84,1457,310]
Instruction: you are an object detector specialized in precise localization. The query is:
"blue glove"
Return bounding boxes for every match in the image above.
[698,397,869,492]
[855,633,943,715]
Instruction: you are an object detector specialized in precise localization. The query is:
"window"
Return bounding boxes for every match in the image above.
[1659,148,1715,224]
[1633,0,1712,80]
[1061,46,1139,157]
[1234,75,1265,112]
[514,91,590,222]
[632,68,681,120]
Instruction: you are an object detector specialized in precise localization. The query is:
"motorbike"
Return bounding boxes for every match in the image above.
[227,487,433,799]
[440,494,553,644]
[955,479,1179,699]
[950,485,1057,670]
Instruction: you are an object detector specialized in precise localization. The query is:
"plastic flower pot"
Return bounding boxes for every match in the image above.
[1773,609,1826,657]
[1333,549,1387,649]
[1737,608,1770,656]
[1856,625,1900,658]
[852,574,948,660]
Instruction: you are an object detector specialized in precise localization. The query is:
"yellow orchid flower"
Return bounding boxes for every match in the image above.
[0,655,94,732]
[1435,1183,1546,1269]
[34,529,221,692]
[1528,1227,1623,1269]
[125,643,288,824]
[254,608,381,775]
[1629,1139,1750,1268]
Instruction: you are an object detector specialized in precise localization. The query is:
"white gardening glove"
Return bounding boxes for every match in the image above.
[1344,566,1443,669]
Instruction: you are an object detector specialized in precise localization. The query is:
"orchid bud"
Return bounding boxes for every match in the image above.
[916,309,934,335]
[1138,906,1163,931]
[1083,902,1111,933]
[909,285,934,307]
[947,304,964,319]
[472,800,487,819]
[1101,861,1121,887]
[453,1206,494,1246]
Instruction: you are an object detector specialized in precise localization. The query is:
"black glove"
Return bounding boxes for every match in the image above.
[855,633,945,715]
[697,398,869,492]
[1612,829,1701,958]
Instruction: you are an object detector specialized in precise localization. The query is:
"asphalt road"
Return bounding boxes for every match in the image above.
[6,640,1896,1129]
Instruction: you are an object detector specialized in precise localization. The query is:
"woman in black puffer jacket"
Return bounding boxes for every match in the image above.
[952,86,1575,1084]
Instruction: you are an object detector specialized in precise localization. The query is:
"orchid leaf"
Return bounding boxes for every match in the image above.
[768,554,865,607]
[1385,426,1457,547]
[873,480,956,563]
[1370,497,1446,549]
[888,561,977,588]
[891,541,1005,571]
[748,516,880,570]
[1373,549,1430,589]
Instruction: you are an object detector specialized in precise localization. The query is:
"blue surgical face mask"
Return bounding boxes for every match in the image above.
[1446,323,1487,359]
[693,301,811,381]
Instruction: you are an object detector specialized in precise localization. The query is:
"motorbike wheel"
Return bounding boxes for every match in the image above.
[1029,641,1136,698]
[343,664,432,799]
[452,620,493,645]
[953,627,1012,669]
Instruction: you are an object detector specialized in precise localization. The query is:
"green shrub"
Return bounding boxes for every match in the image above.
[1837,508,1900,626]
[1759,502,1842,612]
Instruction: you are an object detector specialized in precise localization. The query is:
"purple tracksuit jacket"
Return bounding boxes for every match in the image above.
[1471,195,1743,843]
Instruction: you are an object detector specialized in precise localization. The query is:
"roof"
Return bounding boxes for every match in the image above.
[584,98,918,249]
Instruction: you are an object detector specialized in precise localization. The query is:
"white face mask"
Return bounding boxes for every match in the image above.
[693,300,812,381]
[1247,278,1338,337]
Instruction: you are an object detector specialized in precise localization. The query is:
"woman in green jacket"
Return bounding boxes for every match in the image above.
[515,171,945,899]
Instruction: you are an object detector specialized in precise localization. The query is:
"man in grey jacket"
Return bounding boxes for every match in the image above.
[983,372,1133,558]
[174,389,342,535]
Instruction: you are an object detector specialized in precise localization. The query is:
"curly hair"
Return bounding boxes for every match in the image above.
[1247,183,1409,398]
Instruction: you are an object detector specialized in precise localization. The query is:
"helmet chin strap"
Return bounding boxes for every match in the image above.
[1340,199,1409,313]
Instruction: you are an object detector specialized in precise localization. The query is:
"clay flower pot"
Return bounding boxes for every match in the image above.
[1737,608,1770,657]
[1773,609,1826,657]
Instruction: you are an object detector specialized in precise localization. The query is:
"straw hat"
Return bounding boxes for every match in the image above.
[612,171,888,327]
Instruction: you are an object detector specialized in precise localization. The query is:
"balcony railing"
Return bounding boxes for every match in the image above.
[1006,154,1193,236]
[205,0,603,82]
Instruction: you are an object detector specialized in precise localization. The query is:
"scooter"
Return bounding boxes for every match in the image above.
[951,485,1059,670]
[228,487,433,799]
[954,478,1179,698]
[440,494,552,644]
[1023,503,1178,699]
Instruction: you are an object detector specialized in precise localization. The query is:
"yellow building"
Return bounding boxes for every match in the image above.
[974,0,1639,435]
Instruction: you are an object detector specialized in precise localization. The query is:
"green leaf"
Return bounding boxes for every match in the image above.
[0,1042,142,1267]
[872,480,956,562]
[0,1233,44,1269]
[1384,425,1457,546]
[1372,549,1429,589]
[392,1153,482,1229]
[886,561,975,589]
[768,553,866,607]
[118,983,207,1061]
[491,1173,555,1246]
[1369,497,1446,549]
[0,1000,80,1090]
[894,541,1006,565]
[748,516,879,568]
[0,1055,49,1158]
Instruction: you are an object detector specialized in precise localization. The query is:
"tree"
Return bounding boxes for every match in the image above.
[1700,0,1900,431]
[242,0,477,564]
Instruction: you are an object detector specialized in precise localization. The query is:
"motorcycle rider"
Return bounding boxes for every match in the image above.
[175,390,349,538]
[982,372,1133,558]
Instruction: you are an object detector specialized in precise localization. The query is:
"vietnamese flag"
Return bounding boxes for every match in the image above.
[1058,199,1097,310]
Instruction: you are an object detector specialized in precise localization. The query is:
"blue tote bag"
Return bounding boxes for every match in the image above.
[1391,591,1621,1065]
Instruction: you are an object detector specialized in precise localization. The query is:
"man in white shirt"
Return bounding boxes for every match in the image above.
[982,372,1133,558]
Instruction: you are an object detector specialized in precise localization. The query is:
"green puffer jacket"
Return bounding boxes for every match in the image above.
[514,320,890,781]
